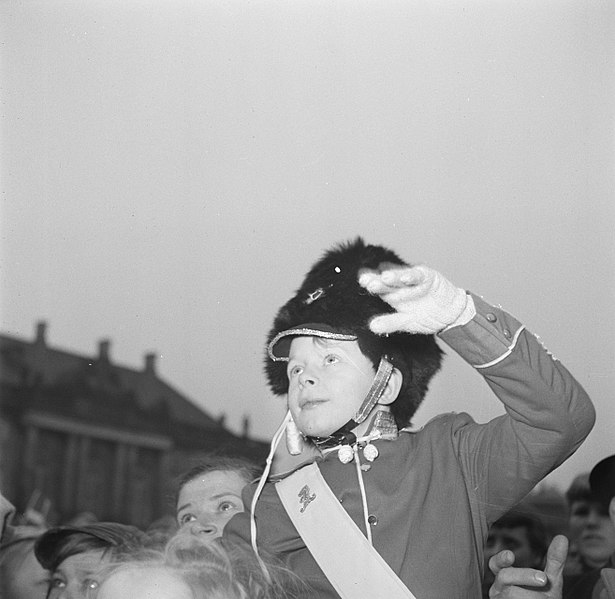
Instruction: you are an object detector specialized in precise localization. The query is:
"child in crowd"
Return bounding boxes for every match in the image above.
[564,471,615,580]
[34,522,145,599]
[223,237,595,599]
[175,456,261,540]
[482,511,549,598]
[564,454,615,599]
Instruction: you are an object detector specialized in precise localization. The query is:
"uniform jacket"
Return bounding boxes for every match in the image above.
[224,294,595,599]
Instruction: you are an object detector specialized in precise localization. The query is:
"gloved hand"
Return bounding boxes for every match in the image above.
[358,263,469,334]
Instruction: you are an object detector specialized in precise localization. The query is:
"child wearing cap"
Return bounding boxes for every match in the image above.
[223,237,595,599]
[564,455,615,599]
[35,522,144,599]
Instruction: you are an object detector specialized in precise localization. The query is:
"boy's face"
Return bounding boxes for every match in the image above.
[286,336,376,437]
[482,526,542,587]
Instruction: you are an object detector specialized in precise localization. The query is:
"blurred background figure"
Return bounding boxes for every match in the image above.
[482,510,549,598]
[1,492,16,542]
[564,472,615,582]
[175,456,260,540]
[62,513,99,528]
[565,455,615,599]
[21,490,51,530]
[0,526,49,599]
[34,522,145,599]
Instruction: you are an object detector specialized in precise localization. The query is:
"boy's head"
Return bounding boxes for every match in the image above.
[266,238,442,436]
[482,511,548,595]
[483,511,547,570]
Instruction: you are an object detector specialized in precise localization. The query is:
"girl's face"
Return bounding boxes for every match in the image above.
[97,567,193,599]
[568,500,615,568]
[176,470,246,539]
[47,550,108,599]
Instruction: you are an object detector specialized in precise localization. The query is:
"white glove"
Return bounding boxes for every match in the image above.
[358,263,469,334]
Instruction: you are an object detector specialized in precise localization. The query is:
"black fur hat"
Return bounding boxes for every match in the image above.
[265,237,443,428]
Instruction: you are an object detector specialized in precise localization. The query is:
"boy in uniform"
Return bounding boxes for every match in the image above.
[223,238,595,599]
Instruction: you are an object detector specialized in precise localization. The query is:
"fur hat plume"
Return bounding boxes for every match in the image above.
[265,237,443,428]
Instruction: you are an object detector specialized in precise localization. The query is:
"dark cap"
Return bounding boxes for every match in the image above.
[589,455,615,509]
[35,522,144,570]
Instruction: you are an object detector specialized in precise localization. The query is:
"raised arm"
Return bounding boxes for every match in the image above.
[360,264,595,516]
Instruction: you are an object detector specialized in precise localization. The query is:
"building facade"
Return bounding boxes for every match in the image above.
[0,322,268,529]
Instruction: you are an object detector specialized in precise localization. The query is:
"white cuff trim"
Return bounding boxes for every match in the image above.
[473,325,526,369]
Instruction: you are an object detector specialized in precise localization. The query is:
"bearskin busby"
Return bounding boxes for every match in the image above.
[264,237,443,428]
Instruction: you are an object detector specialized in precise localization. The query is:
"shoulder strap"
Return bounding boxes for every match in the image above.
[275,462,417,599]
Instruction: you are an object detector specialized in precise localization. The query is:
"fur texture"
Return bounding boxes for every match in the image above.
[264,237,443,428]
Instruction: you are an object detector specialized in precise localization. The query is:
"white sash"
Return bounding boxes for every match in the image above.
[275,462,417,599]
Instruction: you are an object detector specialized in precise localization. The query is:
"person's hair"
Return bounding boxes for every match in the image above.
[566,473,595,505]
[95,531,304,599]
[174,456,261,506]
[40,532,114,571]
[35,523,145,572]
[491,511,549,560]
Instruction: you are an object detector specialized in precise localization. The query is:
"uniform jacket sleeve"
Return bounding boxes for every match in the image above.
[437,293,595,520]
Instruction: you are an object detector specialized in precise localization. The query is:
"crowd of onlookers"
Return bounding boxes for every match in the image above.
[1,454,337,599]
[481,454,615,599]
[1,452,614,599]
[0,455,304,599]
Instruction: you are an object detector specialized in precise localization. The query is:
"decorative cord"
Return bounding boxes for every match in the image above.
[249,410,291,582]
[353,439,373,545]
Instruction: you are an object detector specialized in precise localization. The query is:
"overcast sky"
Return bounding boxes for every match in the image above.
[1,0,613,491]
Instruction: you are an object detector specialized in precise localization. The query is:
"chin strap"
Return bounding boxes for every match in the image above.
[307,356,394,452]
[352,356,394,424]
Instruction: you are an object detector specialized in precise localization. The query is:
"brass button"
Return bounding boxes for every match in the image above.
[486,313,497,323]
[503,328,511,338]
[368,515,378,526]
